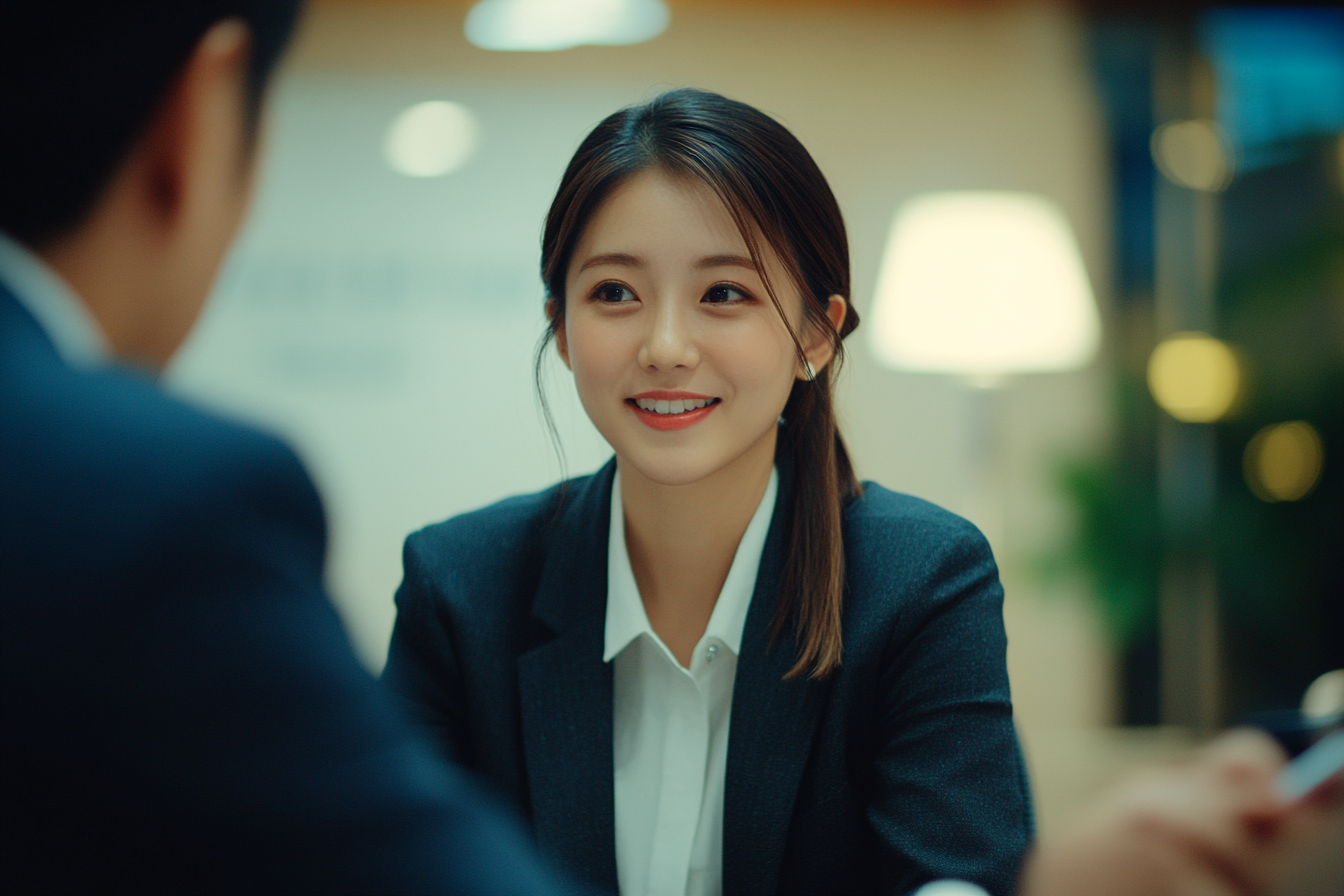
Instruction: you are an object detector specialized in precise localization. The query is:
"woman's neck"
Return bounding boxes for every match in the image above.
[619,429,777,668]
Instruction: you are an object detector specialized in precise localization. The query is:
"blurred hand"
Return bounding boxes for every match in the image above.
[1019,729,1342,896]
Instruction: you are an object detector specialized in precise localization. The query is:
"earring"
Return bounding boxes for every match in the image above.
[804,360,816,381]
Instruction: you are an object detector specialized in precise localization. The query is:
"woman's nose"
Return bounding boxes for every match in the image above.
[638,301,700,372]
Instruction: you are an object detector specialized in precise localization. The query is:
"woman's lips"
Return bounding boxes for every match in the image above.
[627,397,720,431]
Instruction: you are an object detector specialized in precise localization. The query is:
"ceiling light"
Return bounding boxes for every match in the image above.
[465,0,669,52]
[384,101,479,178]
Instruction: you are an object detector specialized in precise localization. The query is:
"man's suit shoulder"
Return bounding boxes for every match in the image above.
[2,346,322,573]
[3,308,576,896]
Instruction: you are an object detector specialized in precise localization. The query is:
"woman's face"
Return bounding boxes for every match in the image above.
[559,168,814,488]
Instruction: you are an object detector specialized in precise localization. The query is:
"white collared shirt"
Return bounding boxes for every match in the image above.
[0,231,108,368]
[604,466,779,896]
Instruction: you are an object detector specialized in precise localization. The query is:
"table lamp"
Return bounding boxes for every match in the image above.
[867,191,1101,547]
[868,191,1100,386]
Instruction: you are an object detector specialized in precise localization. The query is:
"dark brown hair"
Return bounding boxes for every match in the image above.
[538,88,861,679]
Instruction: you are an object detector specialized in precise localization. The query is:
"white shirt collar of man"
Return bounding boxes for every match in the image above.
[0,231,109,368]
[603,465,778,667]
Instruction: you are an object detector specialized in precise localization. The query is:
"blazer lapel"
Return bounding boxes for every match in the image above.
[517,459,619,893]
[723,469,831,896]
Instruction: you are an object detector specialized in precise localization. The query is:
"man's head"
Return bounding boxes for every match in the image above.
[0,2,302,368]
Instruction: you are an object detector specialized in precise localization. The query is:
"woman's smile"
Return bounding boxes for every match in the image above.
[628,391,721,430]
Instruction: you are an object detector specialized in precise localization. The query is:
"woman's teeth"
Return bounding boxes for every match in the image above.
[634,397,713,415]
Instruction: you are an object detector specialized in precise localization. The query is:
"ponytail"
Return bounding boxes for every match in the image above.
[773,337,860,679]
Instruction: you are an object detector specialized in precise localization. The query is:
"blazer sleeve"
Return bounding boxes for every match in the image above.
[868,521,1034,896]
[86,437,570,895]
[382,528,474,766]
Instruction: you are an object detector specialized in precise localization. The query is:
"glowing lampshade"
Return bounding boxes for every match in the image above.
[868,192,1100,378]
[1147,333,1240,423]
[384,101,478,177]
[465,0,668,52]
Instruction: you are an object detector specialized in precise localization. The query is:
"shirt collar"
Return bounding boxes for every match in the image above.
[0,231,109,368]
[603,464,779,663]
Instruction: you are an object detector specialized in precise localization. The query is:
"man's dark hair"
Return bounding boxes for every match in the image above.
[0,1,302,246]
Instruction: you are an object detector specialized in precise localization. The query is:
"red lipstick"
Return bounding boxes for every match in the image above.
[627,391,719,432]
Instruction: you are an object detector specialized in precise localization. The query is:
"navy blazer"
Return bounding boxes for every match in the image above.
[385,458,1035,895]
[0,283,570,894]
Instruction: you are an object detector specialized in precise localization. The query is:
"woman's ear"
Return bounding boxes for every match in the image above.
[547,299,572,370]
[797,294,847,380]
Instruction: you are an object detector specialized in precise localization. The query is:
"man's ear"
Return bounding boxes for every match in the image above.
[797,294,847,380]
[141,19,252,231]
[33,18,255,372]
[547,299,572,369]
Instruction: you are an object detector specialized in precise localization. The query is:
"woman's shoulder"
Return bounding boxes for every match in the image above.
[841,482,998,607]
[844,481,988,551]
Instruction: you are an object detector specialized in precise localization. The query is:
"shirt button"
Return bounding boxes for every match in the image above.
[705,644,718,663]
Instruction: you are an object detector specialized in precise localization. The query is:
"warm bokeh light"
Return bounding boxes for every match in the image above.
[1151,119,1234,192]
[383,101,479,177]
[464,0,668,52]
[1146,333,1240,422]
[868,192,1100,378]
[1302,669,1344,721]
[1243,420,1325,502]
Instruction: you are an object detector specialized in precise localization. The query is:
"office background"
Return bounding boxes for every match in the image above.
[166,0,1344,833]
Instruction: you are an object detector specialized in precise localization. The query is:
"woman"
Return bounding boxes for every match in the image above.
[383,89,1033,896]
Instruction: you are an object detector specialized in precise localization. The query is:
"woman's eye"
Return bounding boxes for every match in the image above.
[703,284,749,305]
[593,283,636,304]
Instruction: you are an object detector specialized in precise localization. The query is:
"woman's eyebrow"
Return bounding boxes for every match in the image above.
[696,254,757,271]
[577,252,643,272]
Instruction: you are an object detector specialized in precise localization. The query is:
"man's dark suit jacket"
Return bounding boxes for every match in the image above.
[384,458,1035,896]
[0,283,570,894]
